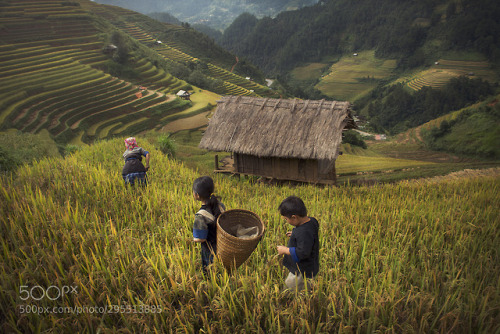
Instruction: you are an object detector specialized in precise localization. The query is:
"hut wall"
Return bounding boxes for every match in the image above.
[234,153,336,183]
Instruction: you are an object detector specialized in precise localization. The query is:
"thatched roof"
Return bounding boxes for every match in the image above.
[199,96,355,161]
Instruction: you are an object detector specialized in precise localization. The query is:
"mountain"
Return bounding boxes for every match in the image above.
[220,0,500,75]
[217,0,500,136]
[93,0,319,30]
[0,0,277,145]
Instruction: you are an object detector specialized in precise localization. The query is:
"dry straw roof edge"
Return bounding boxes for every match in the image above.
[199,96,354,161]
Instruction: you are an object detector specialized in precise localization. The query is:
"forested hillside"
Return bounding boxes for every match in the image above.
[220,0,500,74]
[94,0,319,29]
[356,76,495,134]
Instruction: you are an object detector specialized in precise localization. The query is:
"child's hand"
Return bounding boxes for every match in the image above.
[277,245,290,255]
[286,231,292,237]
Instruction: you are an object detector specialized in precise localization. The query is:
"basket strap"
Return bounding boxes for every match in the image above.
[197,209,215,222]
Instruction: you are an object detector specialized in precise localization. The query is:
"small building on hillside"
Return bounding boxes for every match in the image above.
[176,90,191,100]
[102,44,117,54]
[199,96,356,184]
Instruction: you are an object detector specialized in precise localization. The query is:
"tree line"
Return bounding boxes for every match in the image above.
[356,77,496,134]
[219,0,500,74]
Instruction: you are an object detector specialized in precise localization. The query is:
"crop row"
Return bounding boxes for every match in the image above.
[0,49,93,75]
[31,80,136,134]
[0,50,188,143]
[111,17,275,98]
[75,93,173,141]
[437,59,490,69]
[1,67,109,126]
[154,45,197,63]
[117,23,156,43]
[0,0,261,145]
[0,1,180,144]
[20,77,125,133]
[206,63,275,96]
[407,71,457,91]
[87,95,174,139]
[129,57,189,94]
[1,18,96,43]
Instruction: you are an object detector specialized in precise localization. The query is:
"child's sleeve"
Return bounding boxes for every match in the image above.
[289,229,314,263]
[193,213,210,239]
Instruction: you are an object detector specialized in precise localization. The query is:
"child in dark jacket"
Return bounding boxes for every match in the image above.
[192,176,225,274]
[277,196,319,291]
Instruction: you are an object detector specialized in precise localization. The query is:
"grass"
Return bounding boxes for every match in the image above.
[292,62,330,81]
[0,138,499,332]
[398,58,496,91]
[335,153,435,175]
[171,129,220,174]
[315,50,397,101]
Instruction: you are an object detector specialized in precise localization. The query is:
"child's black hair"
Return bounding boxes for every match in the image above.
[193,176,222,216]
[278,196,307,218]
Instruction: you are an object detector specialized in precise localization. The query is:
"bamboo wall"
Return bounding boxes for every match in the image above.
[234,153,336,184]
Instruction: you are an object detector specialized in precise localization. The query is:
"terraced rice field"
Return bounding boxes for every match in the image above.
[404,59,494,91]
[0,0,278,145]
[0,0,199,143]
[106,14,277,98]
[335,153,435,175]
[315,50,397,101]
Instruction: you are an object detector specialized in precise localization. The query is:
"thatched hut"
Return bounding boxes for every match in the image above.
[199,96,356,184]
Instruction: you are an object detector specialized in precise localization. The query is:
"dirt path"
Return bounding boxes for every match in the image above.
[230,56,239,73]
[415,126,424,143]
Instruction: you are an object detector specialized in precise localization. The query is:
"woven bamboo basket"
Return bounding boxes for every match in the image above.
[216,209,265,270]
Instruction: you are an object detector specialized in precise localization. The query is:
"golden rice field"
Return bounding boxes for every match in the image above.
[400,59,496,91]
[315,50,397,101]
[1,138,499,332]
[336,153,435,174]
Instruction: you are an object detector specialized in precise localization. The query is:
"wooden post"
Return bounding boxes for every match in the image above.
[214,154,219,170]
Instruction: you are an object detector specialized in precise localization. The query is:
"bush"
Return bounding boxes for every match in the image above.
[0,130,60,166]
[157,134,177,158]
[422,104,500,159]
[65,144,81,156]
[342,130,367,149]
[0,146,19,173]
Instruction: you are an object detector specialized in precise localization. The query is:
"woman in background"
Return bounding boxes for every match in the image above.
[122,137,149,186]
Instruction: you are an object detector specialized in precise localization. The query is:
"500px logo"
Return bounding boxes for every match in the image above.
[19,285,78,301]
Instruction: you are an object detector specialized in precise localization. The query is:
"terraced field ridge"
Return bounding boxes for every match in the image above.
[0,0,276,144]
[403,59,495,91]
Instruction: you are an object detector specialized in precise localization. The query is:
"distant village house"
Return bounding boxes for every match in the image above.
[176,90,191,100]
[199,96,356,184]
[102,44,117,54]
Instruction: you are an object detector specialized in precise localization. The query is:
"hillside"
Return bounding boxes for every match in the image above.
[221,0,500,76]
[94,0,319,30]
[393,96,500,160]
[0,0,277,145]
[1,138,499,332]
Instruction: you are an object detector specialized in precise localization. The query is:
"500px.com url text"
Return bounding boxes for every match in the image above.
[19,304,162,315]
